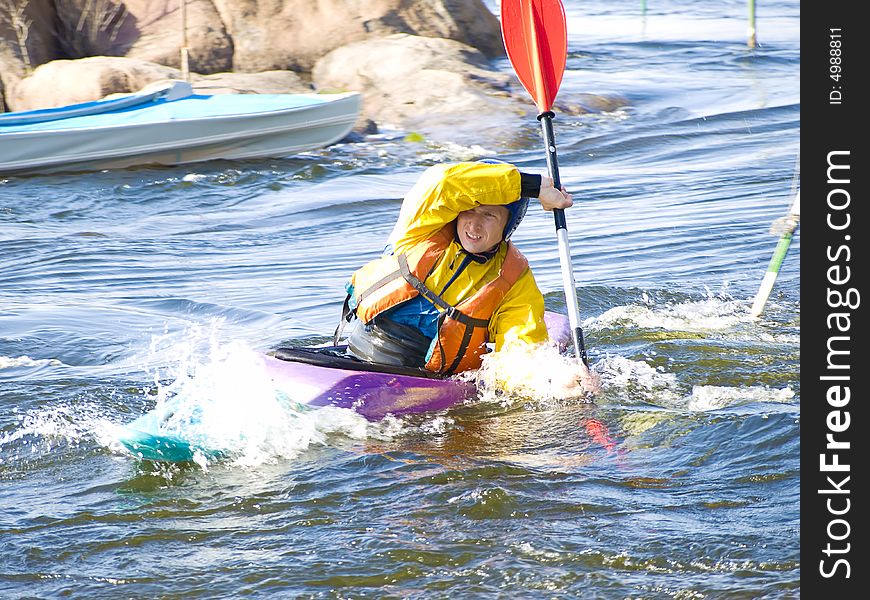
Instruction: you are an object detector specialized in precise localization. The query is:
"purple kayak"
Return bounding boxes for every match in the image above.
[264,311,570,419]
[118,312,570,461]
[262,348,474,420]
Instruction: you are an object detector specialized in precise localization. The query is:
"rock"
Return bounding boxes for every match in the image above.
[0,0,58,97]
[211,0,503,73]
[119,0,234,74]
[5,55,319,112]
[2,0,505,111]
[312,32,631,146]
[50,0,137,58]
[313,34,523,141]
[1,0,504,88]
[338,118,378,143]
[555,93,630,116]
[191,69,312,95]
[0,0,232,75]
[7,56,180,111]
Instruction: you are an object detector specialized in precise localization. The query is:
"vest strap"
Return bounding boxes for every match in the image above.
[446,317,477,374]
[356,267,404,305]
[333,293,354,345]
[397,254,490,328]
[397,254,451,311]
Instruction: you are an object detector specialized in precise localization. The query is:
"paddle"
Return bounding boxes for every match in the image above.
[750,190,800,317]
[500,0,590,374]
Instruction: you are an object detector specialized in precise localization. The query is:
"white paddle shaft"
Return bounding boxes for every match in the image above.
[750,190,800,317]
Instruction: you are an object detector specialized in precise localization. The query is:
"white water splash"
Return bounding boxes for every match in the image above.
[594,354,683,406]
[0,402,117,463]
[365,414,408,441]
[465,341,593,406]
[416,141,495,163]
[420,415,455,435]
[138,327,374,467]
[592,353,796,414]
[140,334,368,466]
[590,296,751,333]
[0,355,63,369]
[687,385,796,412]
[181,173,208,183]
[587,294,799,348]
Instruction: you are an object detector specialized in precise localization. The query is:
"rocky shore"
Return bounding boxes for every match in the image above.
[1,0,626,144]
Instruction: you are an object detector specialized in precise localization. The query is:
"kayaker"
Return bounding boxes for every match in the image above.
[336,161,590,387]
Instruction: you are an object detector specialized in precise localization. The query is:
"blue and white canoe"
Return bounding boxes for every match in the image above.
[0,81,361,175]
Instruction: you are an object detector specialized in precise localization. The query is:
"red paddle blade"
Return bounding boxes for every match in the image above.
[500,0,568,113]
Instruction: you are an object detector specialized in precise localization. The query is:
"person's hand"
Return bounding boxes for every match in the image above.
[578,368,602,396]
[551,364,601,399]
[537,176,573,211]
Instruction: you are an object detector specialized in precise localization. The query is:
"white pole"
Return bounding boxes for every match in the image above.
[180,0,190,81]
[750,190,800,317]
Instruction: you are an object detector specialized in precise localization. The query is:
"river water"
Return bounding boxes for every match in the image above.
[1,0,799,597]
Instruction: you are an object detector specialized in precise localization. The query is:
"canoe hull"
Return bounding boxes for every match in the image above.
[0,90,361,174]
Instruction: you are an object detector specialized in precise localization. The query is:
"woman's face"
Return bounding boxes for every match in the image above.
[456,205,509,254]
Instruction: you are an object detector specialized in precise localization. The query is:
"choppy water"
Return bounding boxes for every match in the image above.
[1,0,799,597]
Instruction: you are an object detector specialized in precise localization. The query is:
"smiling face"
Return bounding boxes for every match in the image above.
[456,205,510,254]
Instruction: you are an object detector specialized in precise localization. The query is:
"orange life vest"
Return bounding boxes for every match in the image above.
[348,225,528,374]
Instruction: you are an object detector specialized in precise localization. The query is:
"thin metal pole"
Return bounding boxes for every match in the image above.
[180,0,190,81]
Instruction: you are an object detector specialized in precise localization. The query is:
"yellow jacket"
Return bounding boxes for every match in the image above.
[379,162,548,350]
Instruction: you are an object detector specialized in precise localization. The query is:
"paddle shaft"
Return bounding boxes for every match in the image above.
[539,111,589,368]
[750,190,800,317]
[500,0,589,370]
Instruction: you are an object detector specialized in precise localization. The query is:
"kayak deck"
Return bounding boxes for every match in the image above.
[271,345,443,378]
[263,346,475,419]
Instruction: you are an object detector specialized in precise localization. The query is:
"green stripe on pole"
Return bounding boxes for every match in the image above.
[766,233,793,274]
[748,0,757,48]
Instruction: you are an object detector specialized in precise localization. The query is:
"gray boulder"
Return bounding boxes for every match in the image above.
[7,56,180,110]
[119,0,234,74]
[211,0,503,73]
[191,69,312,94]
[313,32,631,144]
[5,56,313,111]
[0,0,58,106]
[313,34,523,142]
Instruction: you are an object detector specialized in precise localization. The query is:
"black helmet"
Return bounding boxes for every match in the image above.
[502,196,530,240]
[477,158,530,241]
